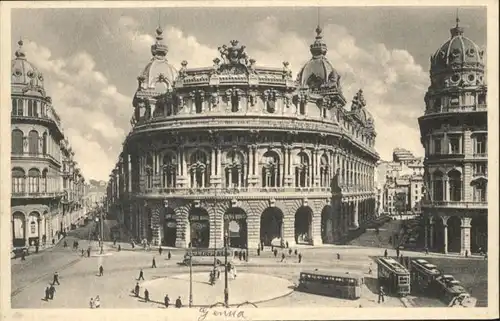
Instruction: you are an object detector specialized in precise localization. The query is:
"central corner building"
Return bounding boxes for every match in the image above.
[107,26,380,249]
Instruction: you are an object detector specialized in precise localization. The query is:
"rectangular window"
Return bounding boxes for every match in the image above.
[28,100,35,117]
[449,136,461,154]
[475,135,487,154]
[433,138,442,154]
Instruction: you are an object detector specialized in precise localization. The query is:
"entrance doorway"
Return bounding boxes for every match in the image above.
[260,207,283,246]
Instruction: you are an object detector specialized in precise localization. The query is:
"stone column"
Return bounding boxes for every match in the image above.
[442,216,449,254]
[429,221,434,249]
[311,211,322,246]
[353,201,359,228]
[217,147,222,177]
[424,223,429,249]
[460,217,472,256]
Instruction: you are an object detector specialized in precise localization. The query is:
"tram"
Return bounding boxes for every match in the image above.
[409,259,441,294]
[297,269,364,300]
[376,257,411,296]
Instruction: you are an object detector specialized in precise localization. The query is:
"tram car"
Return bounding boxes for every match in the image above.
[409,259,442,294]
[297,269,364,300]
[376,257,411,296]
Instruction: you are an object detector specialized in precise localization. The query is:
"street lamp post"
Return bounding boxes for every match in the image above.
[224,230,229,308]
[189,243,193,308]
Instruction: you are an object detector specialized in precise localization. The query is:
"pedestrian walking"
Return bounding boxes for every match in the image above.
[144,289,150,302]
[53,272,60,285]
[424,247,429,255]
[298,253,302,263]
[175,296,182,308]
[238,251,242,261]
[288,248,292,255]
[396,248,400,258]
[384,249,388,258]
[271,244,274,252]
[152,257,157,268]
[336,253,341,260]
[63,240,67,248]
[81,249,85,257]
[242,250,246,261]
[378,286,385,303]
[52,238,55,245]
[118,244,121,252]
[49,284,56,300]
[260,242,264,251]
[465,250,469,258]
[87,247,91,258]
[286,241,289,248]
[113,239,117,246]
[273,249,278,257]
[138,269,145,280]
[281,252,286,262]
[89,297,94,309]
[368,263,373,275]
[294,249,298,255]
[99,265,104,276]
[44,285,50,301]
[21,251,26,261]
[35,244,39,254]
[257,247,260,256]
[168,251,171,260]
[134,283,140,297]
[164,294,170,308]
[216,267,221,279]
[94,295,101,308]
[159,246,163,255]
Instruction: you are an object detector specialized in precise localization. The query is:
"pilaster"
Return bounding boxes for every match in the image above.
[460,217,472,255]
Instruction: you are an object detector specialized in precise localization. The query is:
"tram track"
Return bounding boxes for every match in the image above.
[11,257,82,297]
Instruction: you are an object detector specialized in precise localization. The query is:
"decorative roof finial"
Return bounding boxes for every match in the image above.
[15,38,26,59]
[151,25,168,58]
[450,8,464,37]
[309,6,327,57]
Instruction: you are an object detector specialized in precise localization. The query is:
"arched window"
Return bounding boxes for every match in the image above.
[472,179,487,202]
[189,150,209,188]
[162,153,177,188]
[224,150,245,188]
[448,170,462,201]
[41,169,48,193]
[145,154,153,189]
[320,154,329,187]
[28,168,40,193]
[432,171,444,201]
[42,132,48,155]
[28,130,39,155]
[295,152,310,188]
[12,129,24,154]
[261,151,280,188]
[12,168,26,193]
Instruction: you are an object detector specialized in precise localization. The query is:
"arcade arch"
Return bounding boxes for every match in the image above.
[471,216,487,253]
[163,207,177,247]
[260,207,283,246]
[295,206,313,244]
[189,207,210,248]
[12,212,26,247]
[447,216,461,253]
[320,205,333,244]
[224,207,248,248]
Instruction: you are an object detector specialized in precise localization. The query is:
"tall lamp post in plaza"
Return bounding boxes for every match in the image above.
[189,242,193,308]
[213,187,218,269]
[224,229,229,308]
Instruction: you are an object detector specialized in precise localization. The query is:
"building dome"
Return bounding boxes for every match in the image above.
[11,40,45,96]
[430,18,485,73]
[137,27,178,93]
[296,27,341,90]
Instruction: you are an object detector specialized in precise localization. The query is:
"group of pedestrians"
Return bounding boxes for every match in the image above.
[133,271,183,308]
[43,272,60,301]
[256,241,303,263]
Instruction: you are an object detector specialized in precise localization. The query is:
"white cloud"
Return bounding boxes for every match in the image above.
[23,41,130,181]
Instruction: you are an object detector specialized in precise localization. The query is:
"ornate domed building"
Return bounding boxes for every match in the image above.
[108,26,379,249]
[419,18,487,255]
[10,40,86,249]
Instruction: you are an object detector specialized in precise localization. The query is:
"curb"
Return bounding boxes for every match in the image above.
[399,297,414,308]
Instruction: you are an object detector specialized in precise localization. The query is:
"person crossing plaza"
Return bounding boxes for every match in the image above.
[44,285,50,301]
[94,295,101,308]
[52,272,60,285]
[298,253,302,263]
[378,286,385,304]
[134,283,140,297]
[164,294,170,307]
[152,257,157,268]
[138,269,145,280]
[280,252,286,262]
[144,289,150,302]
[89,297,94,308]
[49,284,56,300]
[99,265,104,276]
[175,296,182,308]
[168,251,172,260]
[158,246,163,255]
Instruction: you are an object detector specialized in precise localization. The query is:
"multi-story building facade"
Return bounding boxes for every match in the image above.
[107,26,379,249]
[418,19,487,255]
[378,149,424,217]
[11,40,86,248]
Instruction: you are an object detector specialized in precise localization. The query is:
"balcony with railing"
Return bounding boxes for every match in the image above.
[11,151,61,164]
[421,199,487,209]
[424,103,488,116]
[11,191,65,199]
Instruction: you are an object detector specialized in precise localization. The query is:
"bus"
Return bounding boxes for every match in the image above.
[376,257,410,296]
[296,269,364,300]
[409,259,441,294]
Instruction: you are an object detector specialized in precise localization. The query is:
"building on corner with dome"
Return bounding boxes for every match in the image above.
[11,40,87,250]
[106,26,380,249]
[418,18,488,255]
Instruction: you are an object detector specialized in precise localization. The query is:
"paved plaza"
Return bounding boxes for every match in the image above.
[10,222,487,309]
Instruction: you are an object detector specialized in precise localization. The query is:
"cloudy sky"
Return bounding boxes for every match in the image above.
[10,6,487,181]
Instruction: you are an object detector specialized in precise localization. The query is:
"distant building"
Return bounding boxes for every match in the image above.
[10,40,86,248]
[377,149,424,218]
